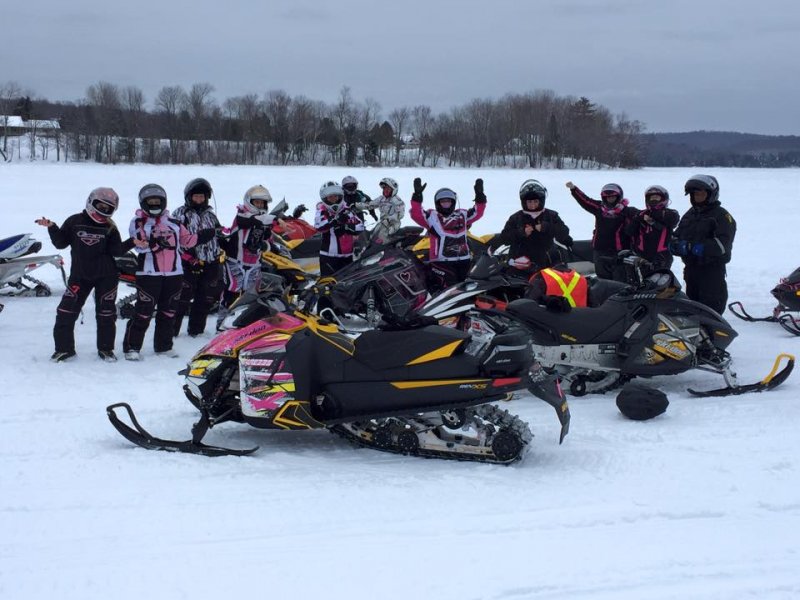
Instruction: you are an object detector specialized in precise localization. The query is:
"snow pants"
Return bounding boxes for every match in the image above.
[174,260,222,337]
[684,263,728,315]
[124,274,183,353]
[53,275,118,353]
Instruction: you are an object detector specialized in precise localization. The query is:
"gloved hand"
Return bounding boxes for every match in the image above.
[544,295,572,313]
[474,178,486,204]
[292,204,307,219]
[412,177,427,203]
[669,239,691,256]
[690,242,705,257]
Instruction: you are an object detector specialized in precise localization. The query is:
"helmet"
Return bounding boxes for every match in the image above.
[644,185,670,209]
[519,179,547,209]
[684,174,719,204]
[242,184,272,216]
[434,187,457,216]
[379,177,399,197]
[138,183,168,217]
[319,181,344,210]
[183,177,213,208]
[616,382,669,421]
[600,183,624,206]
[85,187,119,224]
[342,175,359,195]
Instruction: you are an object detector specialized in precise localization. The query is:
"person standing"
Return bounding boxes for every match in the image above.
[35,188,128,362]
[123,184,215,360]
[362,177,405,246]
[626,185,680,273]
[314,181,365,277]
[491,179,572,278]
[670,175,736,314]
[171,178,223,337]
[409,177,486,293]
[566,181,638,281]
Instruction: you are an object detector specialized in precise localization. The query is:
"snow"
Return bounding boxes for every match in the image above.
[1,163,800,600]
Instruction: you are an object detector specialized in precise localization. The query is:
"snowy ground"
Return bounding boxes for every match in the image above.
[1,163,799,600]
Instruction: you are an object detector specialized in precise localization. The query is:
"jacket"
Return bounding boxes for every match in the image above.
[46,211,125,281]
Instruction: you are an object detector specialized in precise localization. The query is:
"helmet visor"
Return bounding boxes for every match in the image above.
[343,183,358,193]
[92,198,116,217]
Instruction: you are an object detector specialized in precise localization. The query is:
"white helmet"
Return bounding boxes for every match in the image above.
[243,184,272,215]
[319,181,344,211]
[342,175,359,194]
[379,177,399,196]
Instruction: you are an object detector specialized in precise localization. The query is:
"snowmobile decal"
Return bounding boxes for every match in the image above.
[389,379,491,390]
[406,340,464,365]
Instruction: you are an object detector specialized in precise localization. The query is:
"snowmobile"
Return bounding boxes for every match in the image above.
[107,296,570,464]
[268,199,317,240]
[493,263,794,397]
[729,267,800,336]
[0,233,66,297]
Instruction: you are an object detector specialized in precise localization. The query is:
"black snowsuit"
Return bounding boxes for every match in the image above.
[46,212,129,354]
[673,200,736,314]
[625,206,680,271]
[570,186,638,281]
[491,209,573,275]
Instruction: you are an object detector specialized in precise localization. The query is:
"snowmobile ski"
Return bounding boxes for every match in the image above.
[727,301,780,323]
[689,353,795,397]
[106,403,259,457]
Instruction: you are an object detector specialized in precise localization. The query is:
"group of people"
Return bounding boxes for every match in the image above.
[35,171,735,363]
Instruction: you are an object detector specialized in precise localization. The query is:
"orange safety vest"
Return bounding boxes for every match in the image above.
[540,268,588,308]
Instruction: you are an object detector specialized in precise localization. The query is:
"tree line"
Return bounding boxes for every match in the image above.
[1,80,644,168]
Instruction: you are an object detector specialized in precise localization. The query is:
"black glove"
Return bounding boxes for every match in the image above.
[544,295,572,313]
[196,228,216,244]
[292,204,308,219]
[412,177,427,203]
[369,209,379,221]
[474,178,486,204]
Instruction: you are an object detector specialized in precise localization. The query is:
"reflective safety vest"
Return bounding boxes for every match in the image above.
[540,268,588,308]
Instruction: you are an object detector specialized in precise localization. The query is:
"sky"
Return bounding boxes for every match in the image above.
[2,0,799,135]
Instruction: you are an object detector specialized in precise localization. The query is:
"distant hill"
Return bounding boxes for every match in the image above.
[637,131,800,167]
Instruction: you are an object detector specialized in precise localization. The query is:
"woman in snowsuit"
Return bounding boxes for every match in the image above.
[123,184,215,360]
[218,185,276,323]
[35,188,129,362]
[491,179,572,278]
[410,177,486,293]
[314,181,365,277]
[171,177,223,338]
[625,185,680,273]
[362,176,405,246]
[566,181,638,281]
[670,174,736,314]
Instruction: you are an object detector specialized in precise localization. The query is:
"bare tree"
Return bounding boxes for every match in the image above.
[264,90,292,164]
[121,86,145,162]
[183,83,215,161]
[155,85,187,163]
[0,81,22,156]
[86,81,122,162]
[388,106,410,165]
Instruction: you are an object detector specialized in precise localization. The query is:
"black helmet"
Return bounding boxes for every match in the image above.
[684,174,719,204]
[519,179,547,209]
[616,382,669,421]
[139,183,167,217]
[434,188,457,216]
[600,183,624,207]
[183,178,213,208]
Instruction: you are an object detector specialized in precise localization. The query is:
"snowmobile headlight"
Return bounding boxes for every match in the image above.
[187,358,223,378]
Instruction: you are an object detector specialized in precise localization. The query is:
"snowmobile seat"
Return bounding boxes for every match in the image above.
[506,298,630,345]
[353,325,471,371]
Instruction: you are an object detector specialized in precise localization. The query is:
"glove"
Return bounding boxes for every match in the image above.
[544,295,572,313]
[690,242,705,257]
[412,177,427,203]
[669,239,691,256]
[474,178,486,204]
[292,204,307,219]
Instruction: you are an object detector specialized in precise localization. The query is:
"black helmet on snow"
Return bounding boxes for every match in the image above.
[519,179,547,209]
[616,382,669,421]
[183,178,213,208]
[139,183,167,217]
[684,174,719,204]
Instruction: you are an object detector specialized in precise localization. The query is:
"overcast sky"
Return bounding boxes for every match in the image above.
[3,0,798,135]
